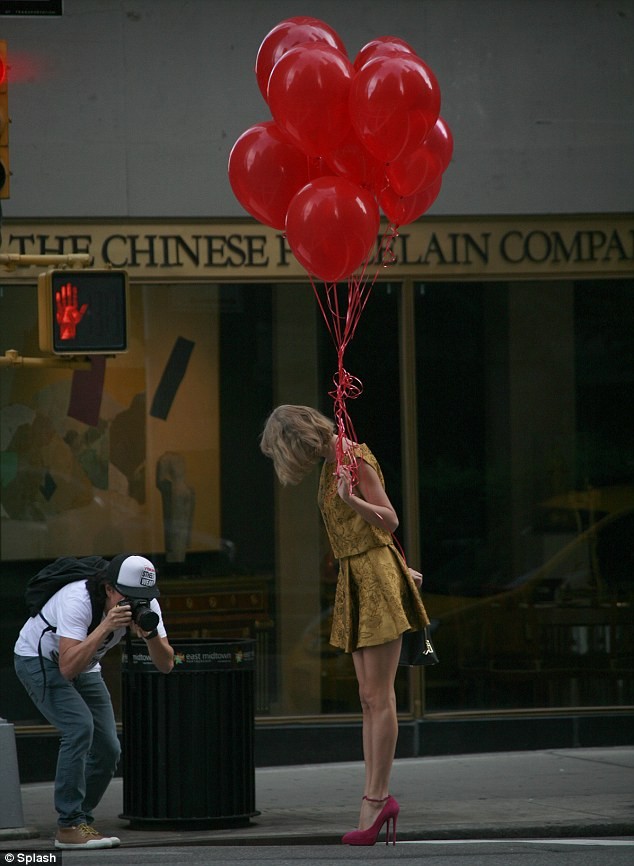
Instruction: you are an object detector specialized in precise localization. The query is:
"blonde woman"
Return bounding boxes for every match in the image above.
[260,405,429,845]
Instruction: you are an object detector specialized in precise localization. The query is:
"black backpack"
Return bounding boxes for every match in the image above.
[24,555,109,696]
[25,555,109,625]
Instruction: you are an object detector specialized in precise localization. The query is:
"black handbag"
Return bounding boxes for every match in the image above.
[399,626,439,667]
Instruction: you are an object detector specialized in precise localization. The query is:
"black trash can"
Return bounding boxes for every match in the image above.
[120,638,257,828]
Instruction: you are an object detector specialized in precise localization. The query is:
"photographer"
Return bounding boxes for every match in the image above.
[14,555,174,850]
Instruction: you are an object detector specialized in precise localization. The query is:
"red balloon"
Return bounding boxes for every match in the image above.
[353,36,416,71]
[228,122,312,230]
[379,175,442,225]
[268,44,354,157]
[387,144,442,197]
[422,116,454,172]
[285,176,380,282]
[386,115,453,196]
[308,156,332,180]
[350,54,441,163]
[325,127,387,192]
[255,17,347,103]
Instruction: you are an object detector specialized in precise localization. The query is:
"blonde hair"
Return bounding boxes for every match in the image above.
[260,405,334,486]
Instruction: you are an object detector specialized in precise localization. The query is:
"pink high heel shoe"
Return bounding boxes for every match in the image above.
[341,795,399,846]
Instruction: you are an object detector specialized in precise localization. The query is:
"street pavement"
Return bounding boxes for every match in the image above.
[8,840,634,866]
[1,747,632,850]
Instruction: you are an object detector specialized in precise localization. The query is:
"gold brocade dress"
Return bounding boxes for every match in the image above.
[318,443,429,653]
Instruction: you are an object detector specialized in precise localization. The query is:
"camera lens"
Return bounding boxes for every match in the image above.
[136,607,159,631]
[119,598,160,632]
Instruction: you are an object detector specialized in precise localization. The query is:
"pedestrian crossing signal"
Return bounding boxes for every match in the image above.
[38,269,129,355]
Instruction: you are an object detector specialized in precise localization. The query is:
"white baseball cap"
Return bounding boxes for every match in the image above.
[108,554,160,599]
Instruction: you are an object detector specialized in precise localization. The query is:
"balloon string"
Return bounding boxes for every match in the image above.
[380,224,400,268]
[311,224,400,482]
[330,362,362,490]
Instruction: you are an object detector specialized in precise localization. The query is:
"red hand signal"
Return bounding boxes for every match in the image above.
[55,282,88,340]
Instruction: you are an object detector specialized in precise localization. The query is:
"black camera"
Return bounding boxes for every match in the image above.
[118,598,159,632]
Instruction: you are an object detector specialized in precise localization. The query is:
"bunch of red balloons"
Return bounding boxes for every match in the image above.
[228,17,453,283]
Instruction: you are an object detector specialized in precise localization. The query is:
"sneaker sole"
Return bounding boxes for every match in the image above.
[55,840,113,849]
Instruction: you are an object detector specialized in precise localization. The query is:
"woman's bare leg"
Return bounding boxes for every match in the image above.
[352,637,402,830]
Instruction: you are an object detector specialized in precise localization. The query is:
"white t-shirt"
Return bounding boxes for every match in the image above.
[14,580,167,674]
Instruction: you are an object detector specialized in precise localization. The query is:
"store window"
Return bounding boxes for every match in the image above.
[1,281,232,723]
[418,279,634,711]
[0,278,412,723]
[248,280,411,715]
[2,274,631,729]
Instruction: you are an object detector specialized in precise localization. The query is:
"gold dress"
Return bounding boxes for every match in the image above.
[318,443,429,653]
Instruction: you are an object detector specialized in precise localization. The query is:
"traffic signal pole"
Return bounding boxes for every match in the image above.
[0,348,92,369]
[0,253,93,269]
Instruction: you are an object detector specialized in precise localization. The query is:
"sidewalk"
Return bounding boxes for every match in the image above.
[2,748,633,849]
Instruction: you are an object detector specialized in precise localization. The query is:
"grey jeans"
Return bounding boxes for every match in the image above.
[14,654,121,827]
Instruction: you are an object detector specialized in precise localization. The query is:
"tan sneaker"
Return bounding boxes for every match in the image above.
[55,823,113,849]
